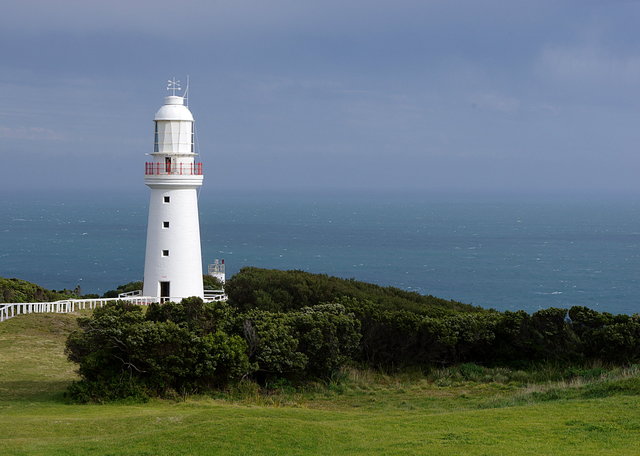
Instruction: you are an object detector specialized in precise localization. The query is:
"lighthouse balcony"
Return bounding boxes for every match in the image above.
[145,162,203,176]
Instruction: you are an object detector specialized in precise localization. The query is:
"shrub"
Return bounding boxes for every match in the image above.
[291,303,361,378]
[65,271,640,399]
[66,299,250,401]
[241,309,307,381]
[226,267,483,316]
[240,303,361,382]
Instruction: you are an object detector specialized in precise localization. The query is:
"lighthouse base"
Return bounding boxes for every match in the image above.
[142,186,204,300]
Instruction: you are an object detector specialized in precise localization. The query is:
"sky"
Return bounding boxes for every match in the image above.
[2,0,640,197]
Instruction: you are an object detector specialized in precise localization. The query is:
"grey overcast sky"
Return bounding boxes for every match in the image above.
[2,0,640,197]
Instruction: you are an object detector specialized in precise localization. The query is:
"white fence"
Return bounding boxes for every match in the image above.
[0,294,228,323]
[204,289,226,301]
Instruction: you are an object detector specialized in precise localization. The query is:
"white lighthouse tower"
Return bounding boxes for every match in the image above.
[142,79,204,300]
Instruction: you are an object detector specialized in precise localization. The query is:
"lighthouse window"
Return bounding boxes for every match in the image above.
[163,221,169,228]
[163,196,170,203]
[162,250,169,257]
[154,122,159,153]
[191,124,194,153]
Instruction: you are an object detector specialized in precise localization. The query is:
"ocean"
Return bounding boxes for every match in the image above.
[2,190,639,314]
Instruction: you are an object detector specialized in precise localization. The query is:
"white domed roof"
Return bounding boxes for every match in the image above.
[154,96,194,121]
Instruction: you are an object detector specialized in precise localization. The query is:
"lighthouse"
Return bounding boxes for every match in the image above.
[142,80,204,300]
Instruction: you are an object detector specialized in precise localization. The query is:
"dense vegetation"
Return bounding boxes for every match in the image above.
[66,297,360,401]
[64,267,640,401]
[0,277,76,303]
[4,270,640,452]
[226,268,640,367]
[225,267,482,316]
[4,311,640,455]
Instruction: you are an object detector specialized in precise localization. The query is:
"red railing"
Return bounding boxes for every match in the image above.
[145,162,203,176]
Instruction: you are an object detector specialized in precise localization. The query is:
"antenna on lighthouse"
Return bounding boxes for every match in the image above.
[167,78,182,96]
[183,75,190,107]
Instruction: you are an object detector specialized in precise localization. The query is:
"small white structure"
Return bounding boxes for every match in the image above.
[142,81,204,300]
[208,259,226,284]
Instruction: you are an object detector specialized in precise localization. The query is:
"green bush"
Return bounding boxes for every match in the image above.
[66,299,250,401]
[240,303,361,382]
[66,375,150,404]
[64,269,640,400]
[226,267,483,316]
[291,303,361,378]
[242,309,307,381]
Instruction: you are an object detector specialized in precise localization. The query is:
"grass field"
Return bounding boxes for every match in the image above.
[1,313,640,455]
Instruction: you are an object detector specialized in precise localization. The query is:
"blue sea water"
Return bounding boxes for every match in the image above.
[1,190,639,314]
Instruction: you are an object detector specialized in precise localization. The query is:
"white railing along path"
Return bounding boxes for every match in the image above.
[0,293,227,323]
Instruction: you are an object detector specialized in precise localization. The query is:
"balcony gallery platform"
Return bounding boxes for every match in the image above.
[145,162,203,176]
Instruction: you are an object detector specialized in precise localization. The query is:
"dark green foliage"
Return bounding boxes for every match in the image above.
[528,308,582,361]
[64,269,640,400]
[102,281,144,298]
[292,304,361,378]
[338,297,425,366]
[146,296,237,334]
[225,268,640,370]
[240,303,361,382]
[491,310,537,363]
[66,301,147,384]
[66,296,360,401]
[66,375,150,403]
[203,275,224,290]
[331,297,640,369]
[0,277,74,303]
[226,267,483,317]
[489,308,583,364]
[569,307,640,363]
[242,309,307,379]
[335,297,500,367]
[66,299,250,401]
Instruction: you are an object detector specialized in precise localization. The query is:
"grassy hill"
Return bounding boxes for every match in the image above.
[1,311,640,455]
[0,277,76,303]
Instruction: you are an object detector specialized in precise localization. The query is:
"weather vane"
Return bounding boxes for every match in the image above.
[167,77,182,96]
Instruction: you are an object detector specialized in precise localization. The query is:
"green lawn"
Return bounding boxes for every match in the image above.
[1,313,639,455]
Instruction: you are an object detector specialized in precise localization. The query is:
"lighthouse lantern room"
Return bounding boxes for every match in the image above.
[142,79,204,300]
